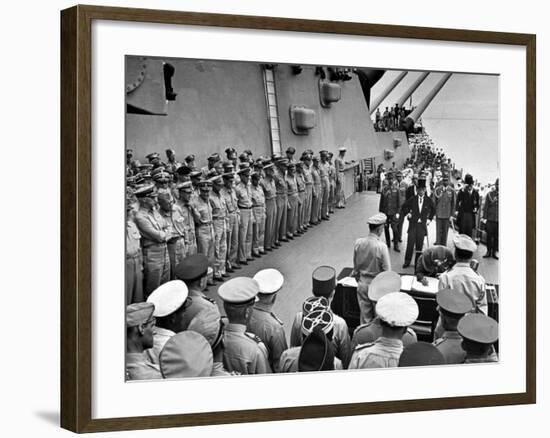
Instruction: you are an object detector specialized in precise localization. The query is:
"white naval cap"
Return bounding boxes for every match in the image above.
[453,234,477,252]
[146,280,188,317]
[253,269,284,294]
[375,292,419,327]
[367,212,387,226]
[218,277,260,305]
[367,271,402,302]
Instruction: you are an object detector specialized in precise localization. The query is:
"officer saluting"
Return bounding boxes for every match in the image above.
[351,271,417,350]
[218,277,272,374]
[433,288,474,364]
[457,313,499,363]
[248,269,288,372]
[349,292,419,369]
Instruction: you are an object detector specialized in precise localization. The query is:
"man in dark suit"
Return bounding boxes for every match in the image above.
[400,178,436,268]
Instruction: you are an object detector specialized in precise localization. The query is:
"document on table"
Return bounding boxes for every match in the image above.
[400,275,439,295]
[337,276,358,288]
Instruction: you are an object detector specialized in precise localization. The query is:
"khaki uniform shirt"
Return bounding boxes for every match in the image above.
[438,262,487,314]
[222,323,272,375]
[126,352,162,380]
[434,184,456,219]
[260,177,277,200]
[348,337,403,369]
[175,201,196,245]
[181,287,221,329]
[351,318,417,350]
[192,196,213,226]
[126,219,142,257]
[209,191,227,220]
[250,184,266,207]
[134,208,168,247]
[235,181,253,209]
[248,302,288,372]
[352,233,391,278]
[220,187,239,214]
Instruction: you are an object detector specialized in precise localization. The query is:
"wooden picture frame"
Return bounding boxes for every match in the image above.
[60,4,536,433]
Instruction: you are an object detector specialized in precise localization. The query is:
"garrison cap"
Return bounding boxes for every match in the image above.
[398,342,446,367]
[134,183,157,198]
[298,327,335,372]
[253,269,284,295]
[188,307,224,349]
[218,277,260,305]
[453,234,477,252]
[312,266,336,298]
[146,152,160,160]
[457,313,498,344]
[302,296,329,315]
[175,254,209,282]
[159,331,213,378]
[147,280,189,317]
[368,271,402,302]
[301,308,334,336]
[375,292,419,327]
[176,181,193,192]
[126,302,155,327]
[436,288,474,316]
[367,212,387,225]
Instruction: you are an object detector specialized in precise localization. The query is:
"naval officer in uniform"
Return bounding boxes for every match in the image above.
[348,292,419,369]
[352,213,391,325]
[351,271,417,350]
[145,280,189,364]
[218,277,272,374]
[433,288,474,364]
[126,302,162,380]
[398,342,446,367]
[248,269,288,372]
[458,313,499,363]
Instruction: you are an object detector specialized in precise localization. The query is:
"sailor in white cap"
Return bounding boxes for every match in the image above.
[289,266,351,368]
[435,234,487,338]
[349,292,419,369]
[218,277,272,374]
[279,308,343,372]
[144,280,189,364]
[247,269,288,372]
[352,213,391,325]
[159,331,214,378]
[334,147,347,209]
[351,271,417,350]
[126,302,162,380]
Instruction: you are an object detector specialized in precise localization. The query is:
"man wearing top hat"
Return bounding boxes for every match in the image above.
[433,288,474,364]
[482,178,499,259]
[248,269,288,372]
[220,167,240,272]
[235,164,255,264]
[335,147,347,208]
[289,266,351,368]
[351,271,417,350]
[457,313,499,363]
[400,177,436,268]
[455,173,480,238]
[145,280,189,364]
[175,181,198,257]
[126,302,162,380]
[433,173,456,246]
[175,254,221,330]
[218,277,272,374]
[134,184,171,297]
[280,309,342,372]
[352,213,392,325]
[348,292,419,369]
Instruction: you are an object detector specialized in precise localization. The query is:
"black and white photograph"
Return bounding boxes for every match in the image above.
[125,57,500,380]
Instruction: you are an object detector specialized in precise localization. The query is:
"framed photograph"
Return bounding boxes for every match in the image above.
[60,4,536,433]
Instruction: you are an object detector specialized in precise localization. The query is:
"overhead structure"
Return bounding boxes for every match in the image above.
[400,73,453,133]
[369,71,408,115]
[396,72,430,107]
[354,69,386,109]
